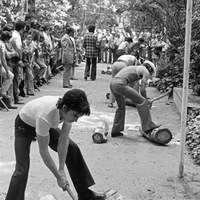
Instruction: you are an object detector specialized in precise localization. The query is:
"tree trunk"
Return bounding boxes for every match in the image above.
[28,0,36,13]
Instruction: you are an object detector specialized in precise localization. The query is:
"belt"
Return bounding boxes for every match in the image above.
[113,77,129,85]
[117,60,127,64]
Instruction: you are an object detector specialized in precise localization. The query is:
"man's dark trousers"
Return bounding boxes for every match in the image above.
[84,57,97,80]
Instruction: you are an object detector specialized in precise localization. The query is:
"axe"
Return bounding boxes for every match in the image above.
[63,185,77,200]
[148,88,173,109]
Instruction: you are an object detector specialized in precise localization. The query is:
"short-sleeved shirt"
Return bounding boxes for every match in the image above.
[19,96,61,137]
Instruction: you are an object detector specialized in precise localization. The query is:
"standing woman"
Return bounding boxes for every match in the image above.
[61,27,75,88]
[5,89,106,200]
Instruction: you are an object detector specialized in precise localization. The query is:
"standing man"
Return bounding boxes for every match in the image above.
[116,37,133,60]
[129,38,146,63]
[61,27,75,88]
[112,33,122,62]
[5,89,106,200]
[110,62,159,137]
[0,31,17,109]
[70,34,78,80]
[83,25,98,81]
[9,20,25,104]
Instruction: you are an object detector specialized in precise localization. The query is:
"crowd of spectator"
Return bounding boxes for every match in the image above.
[0,16,170,110]
[92,28,170,66]
[0,18,71,110]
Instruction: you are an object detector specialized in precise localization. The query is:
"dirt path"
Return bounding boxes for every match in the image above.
[1,63,200,200]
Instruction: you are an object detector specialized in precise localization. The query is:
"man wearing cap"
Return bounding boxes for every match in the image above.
[110,60,159,137]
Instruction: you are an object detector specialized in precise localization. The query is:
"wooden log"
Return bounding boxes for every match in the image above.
[139,127,172,145]
[105,189,131,200]
[92,121,108,143]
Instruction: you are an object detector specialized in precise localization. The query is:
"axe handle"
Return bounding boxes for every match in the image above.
[65,186,77,200]
[151,88,172,103]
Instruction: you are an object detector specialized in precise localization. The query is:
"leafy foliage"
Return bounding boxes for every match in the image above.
[136,0,200,96]
[34,0,71,24]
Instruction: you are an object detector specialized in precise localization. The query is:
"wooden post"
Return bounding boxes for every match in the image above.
[179,0,193,178]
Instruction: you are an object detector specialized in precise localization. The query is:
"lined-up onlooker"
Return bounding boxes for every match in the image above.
[61,26,75,88]
[83,24,98,81]
[9,20,26,104]
[0,31,17,109]
[116,37,133,59]
[22,34,35,96]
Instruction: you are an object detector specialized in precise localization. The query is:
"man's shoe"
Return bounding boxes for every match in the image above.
[41,77,48,84]
[84,77,87,81]
[14,101,25,105]
[23,94,29,98]
[8,105,18,109]
[63,85,72,88]
[78,189,106,200]
[111,132,124,137]
[27,93,35,96]
[71,77,78,80]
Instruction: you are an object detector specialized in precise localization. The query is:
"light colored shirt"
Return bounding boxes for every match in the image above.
[10,30,22,59]
[0,40,8,70]
[43,31,53,50]
[19,96,61,137]
[117,55,138,66]
[118,41,128,50]
[70,36,77,53]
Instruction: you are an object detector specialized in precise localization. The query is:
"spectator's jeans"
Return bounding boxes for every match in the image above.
[35,59,47,79]
[12,64,23,102]
[110,77,157,133]
[116,49,125,60]
[5,115,95,200]
[113,48,118,63]
[63,62,73,86]
[109,61,127,105]
[108,48,114,63]
[84,57,97,80]
[0,67,14,95]
[100,47,108,63]
[24,64,34,94]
